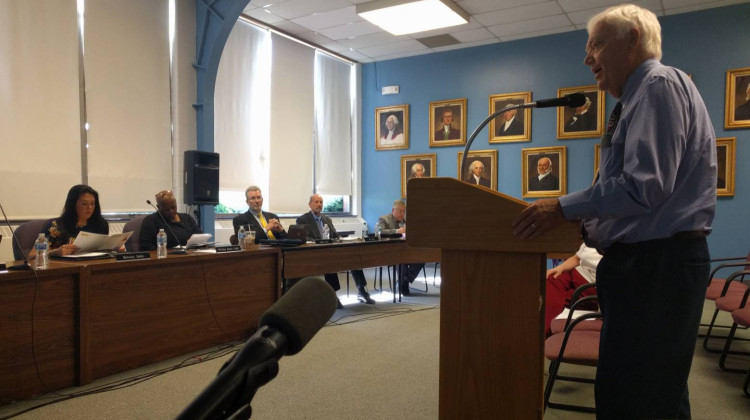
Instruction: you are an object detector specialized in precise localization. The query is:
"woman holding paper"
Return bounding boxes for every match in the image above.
[33,184,112,257]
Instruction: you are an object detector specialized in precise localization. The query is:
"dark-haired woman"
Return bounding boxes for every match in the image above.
[32,184,112,257]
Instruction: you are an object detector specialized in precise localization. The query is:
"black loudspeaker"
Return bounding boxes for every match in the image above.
[184,150,220,205]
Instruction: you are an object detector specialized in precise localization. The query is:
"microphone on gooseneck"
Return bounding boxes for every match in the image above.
[177,276,337,420]
[146,199,187,254]
[0,203,32,271]
[526,92,588,109]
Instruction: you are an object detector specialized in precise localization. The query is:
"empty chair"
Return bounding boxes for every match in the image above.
[11,219,49,260]
[704,268,750,353]
[717,271,750,372]
[122,215,148,252]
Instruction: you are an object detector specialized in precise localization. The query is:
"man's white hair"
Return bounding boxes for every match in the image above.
[587,4,662,60]
[469,160,484,171]
[387,114,399,126]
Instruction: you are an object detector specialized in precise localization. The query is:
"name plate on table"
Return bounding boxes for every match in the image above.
[314,239,334,244]
[116,252,150,261]
[216,245,241,253]
[363,236,379,242]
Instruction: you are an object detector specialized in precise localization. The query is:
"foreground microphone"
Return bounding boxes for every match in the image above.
[0,203,32,271]
[146,199,187,254]
[177,277,337,420]
[459,92,587,177]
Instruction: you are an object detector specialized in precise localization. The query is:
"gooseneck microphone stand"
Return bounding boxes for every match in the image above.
[459,103,525,178]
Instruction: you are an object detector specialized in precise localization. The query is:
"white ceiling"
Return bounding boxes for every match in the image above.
[242,0,748,62]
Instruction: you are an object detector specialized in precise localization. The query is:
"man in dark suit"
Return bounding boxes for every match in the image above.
[232,186,287,243]
[566,96,597,132]
[528,157,559,191]
[435,108,461,140]
[296,194,374,306]
[377,199,425,296]
[463,160,491,188]
[495,107,524,136]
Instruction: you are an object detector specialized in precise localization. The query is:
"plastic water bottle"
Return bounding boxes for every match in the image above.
[376,223,382,240]
[34,233,49,270]
[362,222,368,239]
[157,229,168,259]
[322,224,330,240]
[238,226,247,250]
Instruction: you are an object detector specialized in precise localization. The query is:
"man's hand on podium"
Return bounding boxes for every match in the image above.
[512,198,566,239]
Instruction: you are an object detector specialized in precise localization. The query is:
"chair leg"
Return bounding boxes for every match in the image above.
[421,265,428,292]
[433,262,440,288]
[703,308,724,353]
[719,323,750,372]
[346,271,350,298]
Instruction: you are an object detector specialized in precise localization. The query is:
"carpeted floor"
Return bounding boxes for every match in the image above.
[1,264,749,419]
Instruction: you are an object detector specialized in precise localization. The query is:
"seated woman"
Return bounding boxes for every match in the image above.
[33,184,112,257]
[139,190,201,251]
[545,243,601,336]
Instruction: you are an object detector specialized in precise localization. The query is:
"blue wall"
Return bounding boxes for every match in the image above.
[361,3,750,259]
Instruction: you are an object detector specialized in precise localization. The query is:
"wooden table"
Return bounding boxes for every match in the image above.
[0,248,280,404]
[280,238,441,301]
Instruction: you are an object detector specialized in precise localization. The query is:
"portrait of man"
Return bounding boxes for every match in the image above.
[735,77,750,121]
[565,95,597,132]
[528,156,560,191]
[457,150,496,191]
[429,98,466,147]
[464,160,491,188]
[380,113,404,145]
[375,104,409,150]
[401,154,436,197]
[435,107,461,140]
[494,101,524,137]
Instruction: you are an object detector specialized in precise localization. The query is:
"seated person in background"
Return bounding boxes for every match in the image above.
[297,194,374,306]
[544,243,601,336]
[33,184,114,257]
[378,199,424,296]
[139,190,201,251]
[232,186,287,243]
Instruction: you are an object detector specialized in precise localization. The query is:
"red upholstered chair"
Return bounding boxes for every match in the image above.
[549,282,601,335]
[703,267,750,353]
[544,286,601,414]
[718,279,750,373]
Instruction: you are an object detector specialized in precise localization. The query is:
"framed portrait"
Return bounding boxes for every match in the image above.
[716,137,736,197]
[725,67,750,129]
[489,92,531,143]
[429,98,467,147]
[457,149,497,191]
[375,104,409,150]
[401,153,436,197]
[522,146,567,198]
[557,85,605,139]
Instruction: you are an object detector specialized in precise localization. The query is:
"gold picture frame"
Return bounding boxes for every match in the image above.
[522,146,567,198]
[716,137,736,197]
[401,153,436,197]
[557,85,605,139]
[457,149,498,191]
[429,98,467,147]
[725,67,750,129]
[594,144,601,180]
[489,92,531,143]
[375,104,409,150]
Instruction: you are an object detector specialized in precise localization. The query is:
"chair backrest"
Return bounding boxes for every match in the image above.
[123,215,148,252]
[12,219,49,261]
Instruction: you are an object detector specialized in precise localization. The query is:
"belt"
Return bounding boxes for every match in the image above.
[598,230,708,255]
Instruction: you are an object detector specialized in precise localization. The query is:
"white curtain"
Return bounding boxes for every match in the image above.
[0,0,81,218]
[314,52,353,196]
[268,33,314,213]
[84,0,172,212]
[215,19,271,199]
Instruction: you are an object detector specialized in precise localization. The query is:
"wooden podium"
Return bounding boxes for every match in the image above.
[407,178,580,419]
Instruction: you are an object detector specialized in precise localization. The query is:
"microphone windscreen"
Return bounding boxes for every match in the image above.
[258,276,337,355]
[567,92,587,108]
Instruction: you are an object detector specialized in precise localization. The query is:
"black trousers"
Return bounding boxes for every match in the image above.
[595,236,709,419]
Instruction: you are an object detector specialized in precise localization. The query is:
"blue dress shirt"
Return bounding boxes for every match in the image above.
[559,59,717,248]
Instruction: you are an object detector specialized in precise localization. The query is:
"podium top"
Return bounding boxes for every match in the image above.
[406,177,581,254]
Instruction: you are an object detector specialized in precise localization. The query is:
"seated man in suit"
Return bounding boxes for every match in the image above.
[377,199,424,296]
[297,194,374,306]
[140,190,202,251]
[232,186,287,243]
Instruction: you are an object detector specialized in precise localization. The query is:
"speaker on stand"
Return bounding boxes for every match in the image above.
[184,151,220,227]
